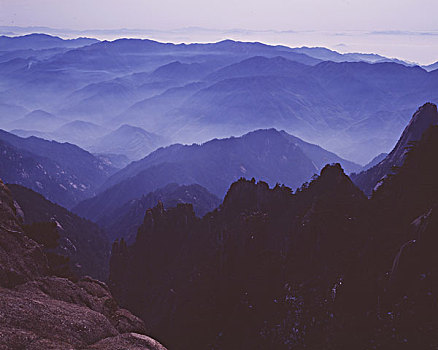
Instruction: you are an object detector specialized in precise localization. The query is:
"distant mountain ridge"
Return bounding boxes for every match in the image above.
[0,33,98,51]
[0,129,117,208]
[290,46,413,65]
[8,109,65,131]
[89,124,168,161]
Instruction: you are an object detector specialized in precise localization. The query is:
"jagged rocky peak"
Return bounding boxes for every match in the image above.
[351,103,438,195]
[303,163,365,197]
[137,201,198,241]
[387,102,438,166]
[318,162,346,182]
[222,178,269,208]
[0,180,23,231]
[221,177,293,217]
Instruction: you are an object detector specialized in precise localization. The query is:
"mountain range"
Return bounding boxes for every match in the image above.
[12,121,167,161]
[73,128,360,222]
[1,34,437,163]
[0,33,98,51]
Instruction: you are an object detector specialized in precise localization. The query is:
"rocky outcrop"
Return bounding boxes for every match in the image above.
[89,333,168,350]
[9,184,110,280]
[109,164,372,350]
[352,102,438,195]
[0,179,167,350]
[97,183,221,242]
[0,180,48,288]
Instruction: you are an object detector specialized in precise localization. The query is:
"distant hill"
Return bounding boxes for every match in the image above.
[0,102,28,127]
[8,109,65,131]
[9,184,110,280]
[0,33,98,51]
[98,183,221,241]
[73,129,359,222]
[150,61,217,82]
[50,120,109,147]
[361,152,388,171]
[205,56,308,81]
[89,124,168,161]
[95,153,131,169]
[10,129,51,139]
[0,129,116,208]
[290,46,412,65]
[58,81,141,123]
[112,82,207,130]
[423,61,438,72]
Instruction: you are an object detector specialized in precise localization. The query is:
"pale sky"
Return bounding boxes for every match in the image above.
[1,0,437,64]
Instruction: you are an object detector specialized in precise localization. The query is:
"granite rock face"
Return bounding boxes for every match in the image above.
[0,179,167,350]
[0,180,48,288]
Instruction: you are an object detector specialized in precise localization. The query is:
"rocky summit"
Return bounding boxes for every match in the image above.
[0,179,167,350]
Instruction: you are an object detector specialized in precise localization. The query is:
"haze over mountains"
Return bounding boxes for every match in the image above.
[1,34,437,164]
[73,128,360,222]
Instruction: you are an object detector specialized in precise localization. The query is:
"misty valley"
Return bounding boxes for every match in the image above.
[0,33,437,349]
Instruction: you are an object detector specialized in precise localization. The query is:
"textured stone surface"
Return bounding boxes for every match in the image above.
[0,180,48,288]
[0,180,166,350]
[88,332,168,350]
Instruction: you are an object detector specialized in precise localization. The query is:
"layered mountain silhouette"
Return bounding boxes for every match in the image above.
[73,129,360,222]
[289,46,413,65]
[8,109,65,131]
[11,121,167,160]
[2,34,437,163]
[109,116,438,349]
[50,120,109,147]
[352,102,438,194]
[205,56,308,81]
[0,130,116,208]
[89,124,168,161]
